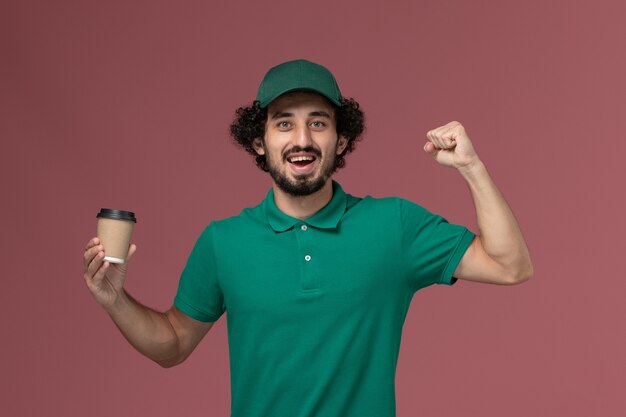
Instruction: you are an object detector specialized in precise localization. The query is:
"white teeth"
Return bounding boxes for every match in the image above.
[288,156,314,163]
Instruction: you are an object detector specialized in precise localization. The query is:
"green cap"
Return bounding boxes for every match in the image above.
[256,59,342,108]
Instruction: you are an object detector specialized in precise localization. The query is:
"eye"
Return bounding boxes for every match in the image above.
[277,121,291,129]
[310,120,326,128]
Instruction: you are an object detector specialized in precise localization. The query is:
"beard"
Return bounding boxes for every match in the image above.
[266,145,337,197]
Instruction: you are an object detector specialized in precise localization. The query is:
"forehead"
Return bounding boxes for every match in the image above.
[267,91,335,116]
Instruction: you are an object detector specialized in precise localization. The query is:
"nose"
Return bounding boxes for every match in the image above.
[294,123,313,147]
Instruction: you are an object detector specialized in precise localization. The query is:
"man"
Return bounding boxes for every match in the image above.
[83,59,532,417]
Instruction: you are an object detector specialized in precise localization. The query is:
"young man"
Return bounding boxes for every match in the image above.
[83,59,532,417]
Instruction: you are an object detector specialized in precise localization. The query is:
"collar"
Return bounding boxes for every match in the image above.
[264,180,347,232]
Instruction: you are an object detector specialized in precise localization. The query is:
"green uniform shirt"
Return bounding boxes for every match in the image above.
[174,181,475,417]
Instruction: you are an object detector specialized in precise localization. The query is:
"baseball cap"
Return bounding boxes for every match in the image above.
[256,59,343,108]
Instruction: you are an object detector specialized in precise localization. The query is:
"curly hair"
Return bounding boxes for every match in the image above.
[229,97,365,172]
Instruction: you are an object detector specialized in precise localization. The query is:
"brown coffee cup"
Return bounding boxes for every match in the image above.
[96,208,137,264]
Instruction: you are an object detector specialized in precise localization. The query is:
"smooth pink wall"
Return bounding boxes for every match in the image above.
[2,1,625,416]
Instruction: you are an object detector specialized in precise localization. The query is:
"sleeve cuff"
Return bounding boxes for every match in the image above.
[174,296,221,323]
[440,228,476,285]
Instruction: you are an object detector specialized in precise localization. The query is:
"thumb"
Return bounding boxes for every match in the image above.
[423,141,438,156]
[125,243,137,262]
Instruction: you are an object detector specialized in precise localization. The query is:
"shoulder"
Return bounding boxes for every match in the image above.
[340,193,434,231]
[349,193,430,217]
[206,200,266,232]
[190,203,265,256]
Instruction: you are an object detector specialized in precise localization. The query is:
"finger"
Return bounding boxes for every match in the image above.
[91,260,109,284]
[441,131,457,149]
[431,129,446,150]
[436,126,452,149]
[83,244,104,270]
[433,126,456,150]
[126,244,137,262]
[427,122,464,153]
[84,237,100,252]
[446,122,466,141]
[426,130,441,150]
[423,141,438,155]
[85,249,105,280]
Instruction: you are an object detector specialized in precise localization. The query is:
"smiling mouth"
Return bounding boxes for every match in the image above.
[287,155,317,167]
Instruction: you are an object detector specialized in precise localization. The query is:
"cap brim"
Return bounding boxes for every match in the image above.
[259,87,342,108]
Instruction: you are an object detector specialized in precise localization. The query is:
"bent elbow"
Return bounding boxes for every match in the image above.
[155,356,183,368]
[153,348,186,368]
[505,263,533,285]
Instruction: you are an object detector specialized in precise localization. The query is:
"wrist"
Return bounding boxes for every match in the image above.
[457,158,486,179]
[104,288,130,316]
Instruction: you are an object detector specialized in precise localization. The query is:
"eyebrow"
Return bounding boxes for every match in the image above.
[271,111,333,120]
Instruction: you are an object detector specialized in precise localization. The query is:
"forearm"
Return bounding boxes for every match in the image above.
[459,159,533,280]
[105,290,181,367]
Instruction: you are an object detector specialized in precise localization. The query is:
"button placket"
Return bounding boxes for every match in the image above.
[296,223,318,291]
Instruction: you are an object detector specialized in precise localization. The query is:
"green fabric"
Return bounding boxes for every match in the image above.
[256,59,342,108]
[174,181,475,417]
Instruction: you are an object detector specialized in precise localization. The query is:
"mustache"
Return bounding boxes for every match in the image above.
[282,146,322,161]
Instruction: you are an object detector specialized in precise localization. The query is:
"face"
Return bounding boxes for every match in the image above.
[253,91,348,196]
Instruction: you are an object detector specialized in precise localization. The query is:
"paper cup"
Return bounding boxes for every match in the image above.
[96,208,137,263]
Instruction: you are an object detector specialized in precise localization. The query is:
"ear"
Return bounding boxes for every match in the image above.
[336,136,348,155]
[252,138,265,155]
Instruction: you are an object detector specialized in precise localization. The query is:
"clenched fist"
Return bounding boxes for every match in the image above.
[424,121,480,170]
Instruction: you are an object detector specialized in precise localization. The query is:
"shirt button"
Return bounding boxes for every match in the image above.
[304,255,311,262]
[301,225,308,231]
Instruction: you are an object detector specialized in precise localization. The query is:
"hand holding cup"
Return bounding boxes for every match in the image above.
[83,238,137,309]
[83,209,137,309]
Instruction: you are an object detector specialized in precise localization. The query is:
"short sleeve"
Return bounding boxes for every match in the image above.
[174,225,225,322]
[399,198,475,292]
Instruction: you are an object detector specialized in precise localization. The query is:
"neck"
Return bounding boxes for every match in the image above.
[272,180,334,220]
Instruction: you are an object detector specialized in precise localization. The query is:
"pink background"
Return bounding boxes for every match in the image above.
[2,1,625,416]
